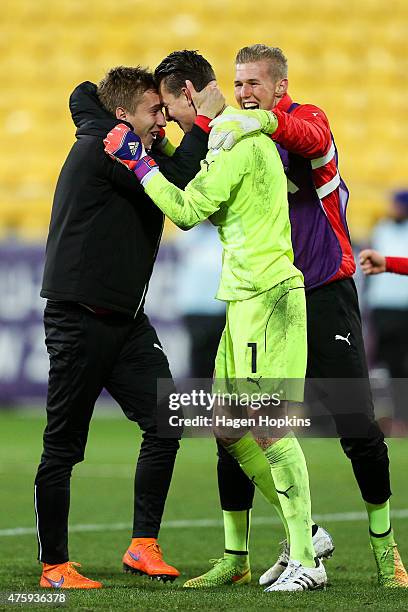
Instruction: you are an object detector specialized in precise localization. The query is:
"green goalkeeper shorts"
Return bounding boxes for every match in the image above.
[213,276,307,401]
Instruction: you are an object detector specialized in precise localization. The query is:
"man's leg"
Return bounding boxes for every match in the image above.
[306,279,407,587]
[187,278,327,590]
[217,425,333,589]
[217,441,255,555]
[225,430,313,564]
[372,308,408,428]
[233,280,326,591]
[184,313,226,378]
[213,318,257,561]
[106,313,180,581]
[215,426,328,593]
[35,303,119,588]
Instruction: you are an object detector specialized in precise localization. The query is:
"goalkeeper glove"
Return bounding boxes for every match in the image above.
[153,128,177,157]
[104,123,159,185]
[208,106,278,151]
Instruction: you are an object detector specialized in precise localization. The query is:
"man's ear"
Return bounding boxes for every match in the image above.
[115,106,127,120]
[181,87,193,106]
[275,79,288,97]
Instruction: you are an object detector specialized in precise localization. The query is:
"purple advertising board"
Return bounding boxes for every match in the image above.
[0,241,189,405]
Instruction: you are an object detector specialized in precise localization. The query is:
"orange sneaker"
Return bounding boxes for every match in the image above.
[40,562,102,589]
[123,538,180,582]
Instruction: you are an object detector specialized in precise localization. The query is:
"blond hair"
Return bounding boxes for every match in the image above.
[235,45,288,81]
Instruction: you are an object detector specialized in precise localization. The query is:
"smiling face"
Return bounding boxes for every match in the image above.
[159,82,197,134]
[116,89,166,149]
[234,60,288,111]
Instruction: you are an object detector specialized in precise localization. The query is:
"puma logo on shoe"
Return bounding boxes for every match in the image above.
[335,332,351,345]
[276,485,294,499]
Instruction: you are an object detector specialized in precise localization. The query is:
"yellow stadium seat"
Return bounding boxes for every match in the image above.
[0,0,407,239]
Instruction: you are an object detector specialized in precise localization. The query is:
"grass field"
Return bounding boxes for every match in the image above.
[0,410,407,611]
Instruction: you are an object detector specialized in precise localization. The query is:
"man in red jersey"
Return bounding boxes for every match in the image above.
[359,190,408,277]
[190,45,408,590]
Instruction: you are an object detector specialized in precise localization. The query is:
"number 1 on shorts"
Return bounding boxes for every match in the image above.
[248,342,257,373]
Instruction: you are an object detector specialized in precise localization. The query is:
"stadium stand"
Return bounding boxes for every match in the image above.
[0,0,407,240]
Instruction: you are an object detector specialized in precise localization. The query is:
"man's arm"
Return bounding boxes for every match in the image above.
[359,249,386,274]
[385,257,408,275]
[359,249,408,276]
[209,104,331,159]
[107,121,210,196]
[272,104,332,159]
[143,143,249,229]
[151,120,211,189]
[104,123,249,228]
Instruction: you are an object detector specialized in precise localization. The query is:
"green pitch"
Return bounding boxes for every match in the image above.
[0,411,407,611]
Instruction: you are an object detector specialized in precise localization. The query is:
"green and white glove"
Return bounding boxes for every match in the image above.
[209,106,278,151]
[153,127,177,157]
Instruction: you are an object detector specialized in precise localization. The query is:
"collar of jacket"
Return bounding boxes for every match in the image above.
[69,81,133,137]
[273,93,293,113]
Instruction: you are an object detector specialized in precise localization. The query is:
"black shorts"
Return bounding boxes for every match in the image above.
[305,278,376,436]
[43,301,175,459]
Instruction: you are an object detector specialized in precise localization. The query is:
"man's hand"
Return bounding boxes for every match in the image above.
[104,123,159,185]
[208,108,278,151]
[103,123,146,170]
[185,80,225,120]
[359,249,386,275]
[153,127,176,157]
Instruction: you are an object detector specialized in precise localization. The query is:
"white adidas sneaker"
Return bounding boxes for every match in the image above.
[264,558,327,592]
[259,526,334,586]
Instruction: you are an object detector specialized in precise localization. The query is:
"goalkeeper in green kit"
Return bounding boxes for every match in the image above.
[103,56,327,592]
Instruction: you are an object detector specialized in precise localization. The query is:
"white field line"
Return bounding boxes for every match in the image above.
[1,509,408,538]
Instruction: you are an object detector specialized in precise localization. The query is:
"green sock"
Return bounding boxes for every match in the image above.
[365,500,391,536]
[265,434,314,568]
[225,433,290,542]
[223,509,251,555]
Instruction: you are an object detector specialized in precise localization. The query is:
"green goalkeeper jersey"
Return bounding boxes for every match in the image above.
[144,125,302,301]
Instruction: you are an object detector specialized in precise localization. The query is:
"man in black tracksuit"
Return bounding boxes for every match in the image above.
[35,67,220,588]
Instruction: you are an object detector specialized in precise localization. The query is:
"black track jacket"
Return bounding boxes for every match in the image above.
[41,81,209,316]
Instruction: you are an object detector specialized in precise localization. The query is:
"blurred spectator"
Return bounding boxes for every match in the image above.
[174,222,225,378]
[365,191,408,432]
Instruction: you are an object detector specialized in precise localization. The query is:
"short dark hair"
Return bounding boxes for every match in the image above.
[154,50,216,96]
[97,66,156,114]
[235,45,288,81]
